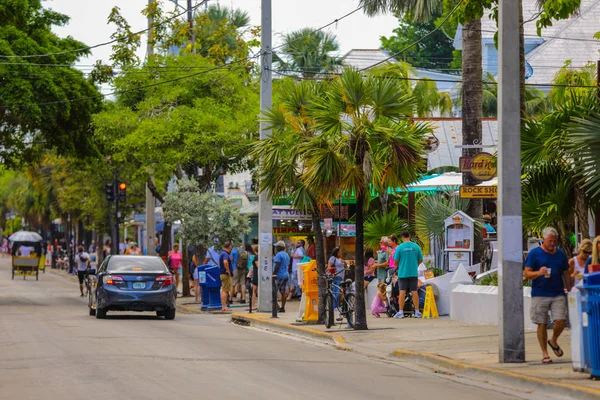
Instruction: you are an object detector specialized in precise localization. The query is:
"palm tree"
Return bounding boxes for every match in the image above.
[252,79,331,322]
[273,29,343,79]
[304,68,430,329]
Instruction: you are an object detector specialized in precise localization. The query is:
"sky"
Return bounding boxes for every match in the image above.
[47,0,399,68]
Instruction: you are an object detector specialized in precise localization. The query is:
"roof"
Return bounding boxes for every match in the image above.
[425,118,498,170]
[341,49,394,70]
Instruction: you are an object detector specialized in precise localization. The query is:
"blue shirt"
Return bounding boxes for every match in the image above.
[483,223,496,233]
[394,241,423,278]
[273,250,290,279]
[524,246,568,297]
[230,247,239,272]
[205,246,222,267]
[219,251,233,275]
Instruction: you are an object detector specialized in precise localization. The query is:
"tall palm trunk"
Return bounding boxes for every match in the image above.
[312,207,327,324]
[354,189,367,330]
[574,184,590,239]
[462,18,484,266]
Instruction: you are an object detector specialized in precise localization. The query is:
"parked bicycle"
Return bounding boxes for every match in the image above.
[314,268,356,329]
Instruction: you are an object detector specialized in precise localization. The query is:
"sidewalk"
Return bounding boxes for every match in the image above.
[224,299,600,399]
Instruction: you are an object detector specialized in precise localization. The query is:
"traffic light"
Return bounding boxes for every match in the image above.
[105,183,115,202]
[118,182,127,203]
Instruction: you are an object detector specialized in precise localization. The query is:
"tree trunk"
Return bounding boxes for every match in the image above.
[312,207,327,324]
[462,18,484,266]
[574,183,590,240]
[379,190,389,214]
[354,189,367,330]
[159,222,171,258]
[182,243,190,296]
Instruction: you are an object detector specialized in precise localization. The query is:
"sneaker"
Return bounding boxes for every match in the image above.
[414,310,423,318]
[240,300,246,304]
[393,311,404,319]
[278,307,285,313]
[372,312,381,318]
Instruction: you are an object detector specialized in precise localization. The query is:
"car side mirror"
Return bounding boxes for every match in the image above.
[87,269,96,276]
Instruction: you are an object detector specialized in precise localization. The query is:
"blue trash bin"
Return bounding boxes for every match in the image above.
[204,265,222,310]
[580,283,600,379]
[196,264,208,310]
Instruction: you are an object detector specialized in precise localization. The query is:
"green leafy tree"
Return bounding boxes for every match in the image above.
[304,68,430,329]
[162,179,250,249]
[273,28,343,78]
[0,0,102,166]
[380,14,455,70]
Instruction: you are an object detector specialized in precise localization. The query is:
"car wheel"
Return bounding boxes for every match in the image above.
[95,308,107,319]
[164,308,176,320]
[89,307,96,316]
[156,310,166,318]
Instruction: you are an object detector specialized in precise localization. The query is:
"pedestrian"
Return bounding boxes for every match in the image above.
[388,234,400,273]
[393,231,423,319]
[583,235,600,273]
[103,239,111,258]
[569,238,592,290]
[371,282,389,318]
[245,243,258,310]
[219,242,234,311]
[75,245,91,297]
[306,236,316,259]
[327,247,346,307]
[273,241,290,313]
[373,237,390,283]
[290,239,306,298]
[524,227,571,364]
[204,243,222,267]
[233,244,248,304]
[128,242,142,255]
[364,248,377,290]
[168,244,183,294]
[119,239,126,255]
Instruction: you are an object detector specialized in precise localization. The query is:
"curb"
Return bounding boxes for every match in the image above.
[392,350,600,400]
[231,312,347,346]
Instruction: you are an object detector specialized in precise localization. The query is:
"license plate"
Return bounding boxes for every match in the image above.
[133,282,145,289]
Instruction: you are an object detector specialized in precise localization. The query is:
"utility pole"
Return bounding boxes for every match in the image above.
[145,0,156,256]
[187,0,195,53]
[258,0,273,313]
[113,171,120,256]
[497,0,525,363]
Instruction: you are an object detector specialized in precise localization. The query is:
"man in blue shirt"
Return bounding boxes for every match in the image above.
[393,231,423,319]
[524,227,571,364]
[273,240,290,313]
[218,242,233,311]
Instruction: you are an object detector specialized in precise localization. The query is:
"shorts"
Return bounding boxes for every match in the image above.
[77,270,86,284]
[232,268,247,286]
[220,274,232,292]
[364,275,375,283]
[398,277,418,291]
[275,278,288,294]
[531,295,567,325]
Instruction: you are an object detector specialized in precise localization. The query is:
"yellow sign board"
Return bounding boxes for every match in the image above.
[459,185,498,199]
[459,152,497,181]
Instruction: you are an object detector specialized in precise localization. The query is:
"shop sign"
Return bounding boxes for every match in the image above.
[273,226,313,236]
[319,222,356,237]
[459,152,497,181]
[272,206,312,220]
[324,218,333,230]
[459,186,498,199]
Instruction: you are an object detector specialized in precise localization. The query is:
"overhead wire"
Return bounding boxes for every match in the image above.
[0,0,211,59]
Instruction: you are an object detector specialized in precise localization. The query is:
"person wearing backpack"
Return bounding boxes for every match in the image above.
[76,246,91,297]
[232,244,248,303]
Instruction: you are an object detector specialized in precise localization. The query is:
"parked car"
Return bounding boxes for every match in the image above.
[88,255,176,320]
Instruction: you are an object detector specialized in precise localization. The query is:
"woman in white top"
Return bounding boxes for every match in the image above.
[569,238,592,290]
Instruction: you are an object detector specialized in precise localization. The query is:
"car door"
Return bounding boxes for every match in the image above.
[93,256,110,308]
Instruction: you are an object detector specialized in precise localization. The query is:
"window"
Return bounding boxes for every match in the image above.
[107,256,168,273]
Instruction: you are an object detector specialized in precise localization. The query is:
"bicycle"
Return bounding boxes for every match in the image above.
[315,268,356,329]
[83,270,92,297]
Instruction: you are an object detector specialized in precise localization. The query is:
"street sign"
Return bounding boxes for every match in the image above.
[459,185,498,199]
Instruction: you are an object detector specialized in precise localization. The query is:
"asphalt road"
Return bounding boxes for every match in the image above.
[0,258,543,400]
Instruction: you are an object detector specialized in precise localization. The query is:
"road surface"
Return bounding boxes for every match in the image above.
[0,258,547,400]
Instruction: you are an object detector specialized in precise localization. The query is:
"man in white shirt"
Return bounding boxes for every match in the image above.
[290,240,306,298]
[76,246,91,297]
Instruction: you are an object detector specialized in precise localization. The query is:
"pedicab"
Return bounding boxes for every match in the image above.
[9,231,43,281]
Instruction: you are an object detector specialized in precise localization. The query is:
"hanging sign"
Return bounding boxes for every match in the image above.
[459,152,497,181]
[459,186,498,199]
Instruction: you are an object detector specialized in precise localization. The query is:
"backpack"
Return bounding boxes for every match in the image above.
[79,253,88,263]
[237,250,248,270]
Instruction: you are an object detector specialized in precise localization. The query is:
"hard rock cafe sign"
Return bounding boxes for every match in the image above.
[459,152,497,181]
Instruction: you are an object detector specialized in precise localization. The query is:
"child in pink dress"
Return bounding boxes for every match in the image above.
[371,282,388,317]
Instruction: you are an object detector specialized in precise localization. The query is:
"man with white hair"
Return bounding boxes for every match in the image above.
[524,227,571,364]
[373,236,391,283]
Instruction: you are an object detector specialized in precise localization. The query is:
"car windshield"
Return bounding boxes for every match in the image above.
[107,257,168,273]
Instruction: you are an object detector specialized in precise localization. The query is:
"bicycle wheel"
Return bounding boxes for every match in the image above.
[325,293,335,329]
[344,293,356,328]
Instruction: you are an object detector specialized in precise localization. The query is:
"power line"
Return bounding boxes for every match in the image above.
[0,0,210,59]
[270,68,599,89]
[479,29,600,43]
